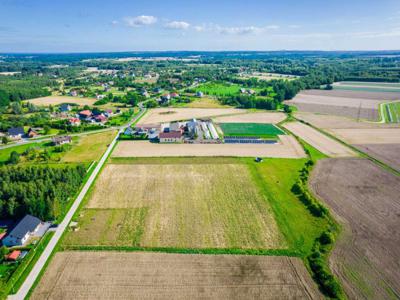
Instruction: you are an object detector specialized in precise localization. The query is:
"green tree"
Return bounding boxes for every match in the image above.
[8,151,20,164]
[43,125,51,135]
[10,101,22,114]
[1,136,9,145]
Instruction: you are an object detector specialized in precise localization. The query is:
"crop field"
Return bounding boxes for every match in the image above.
[311,158,400,299]
[219,122,285,138]
[61,130,117,162]
[138,108,245,124]
[195,82,243,96]
[80,162,285,249]
[25,95,96,106]
[382,101,400,123]
[329,128,400,144]
[112,137,306,158]
[333,81,400,93]
[355,144,400,172]
[239,72,300,81]
[300,89,400,100]
[31,251,322,300]
[183,96,229,108]
[283,122,356,157]
[213,111,286,124]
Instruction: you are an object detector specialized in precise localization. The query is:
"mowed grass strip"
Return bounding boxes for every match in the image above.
[80,163,286,249]
[219,122,285,138]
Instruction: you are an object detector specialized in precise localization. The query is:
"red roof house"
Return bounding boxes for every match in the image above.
[6,250,21,261]
[95,115,107,123]
[79,110,92,118]
[0,232,6,241]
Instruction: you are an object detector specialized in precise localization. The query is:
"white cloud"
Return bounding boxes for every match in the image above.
[216,25,263,35]
[265,25,280,30]
[124,15,157,27]
[194,25,205,32]
[164,21,190,30]
[111,20,119,26]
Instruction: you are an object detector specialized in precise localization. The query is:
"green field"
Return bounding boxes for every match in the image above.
[219,122,285,138]
[333,81,400,93]
[382,102,400,123]
[195,82,244,96]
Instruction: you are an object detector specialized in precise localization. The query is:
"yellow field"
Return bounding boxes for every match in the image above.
[62,130,117,162]
[76,162,285,249]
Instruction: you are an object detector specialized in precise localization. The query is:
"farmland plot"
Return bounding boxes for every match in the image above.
[26,95,96,106]
[213,111,286,124]
[31,251,322,300]
[81,163,286,249]
[311,158,400,299]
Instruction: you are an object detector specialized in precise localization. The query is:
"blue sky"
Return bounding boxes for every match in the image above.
[1,0,400,52]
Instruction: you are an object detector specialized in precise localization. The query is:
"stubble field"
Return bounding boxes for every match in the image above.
[26,95,96,106]
[31,251,322,300]
[311,158,400,299]
[71,162,285,249]
[138,108,245,124]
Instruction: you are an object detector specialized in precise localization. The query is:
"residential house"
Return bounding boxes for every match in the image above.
[96,94,105,100]
[159,131,183,143]
[124,127,134,135]
[69,90,78,97]
[52,136,72,146]
[104,109,113,118]
[69,118,81,126]
[27,127,39,138]
[196,91,204,98]
[2,215,42,247]
[94,115,107,123]
[170,92,179,98]
[79,110,92,119]
[59,103,71,112]
[6,250,21,261]
[7,127,25,139]
[160,94,171,103]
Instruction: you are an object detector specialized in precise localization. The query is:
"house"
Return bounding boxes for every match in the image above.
[94,115,107,123]
[69,90,78,97]
[196,91,204,98]
[7,127,25,139]
[96,94,105,100]
[6,250,21,261]
[27,127,39,138]
[159,131,183,143]
[2,215,42,247]
[59,103,71,112]
[79,110,92,119]
[161,94,171,102]
[52,136,72,146]
[69,117,81,126]
[153,87,162,93]
[170,92,179,98]
[104,109,113,117]
[247,89,255,95]
[124,127,134,135]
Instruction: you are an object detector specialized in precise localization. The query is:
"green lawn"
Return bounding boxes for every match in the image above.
[195,82,243,97]
[219,123,285,138]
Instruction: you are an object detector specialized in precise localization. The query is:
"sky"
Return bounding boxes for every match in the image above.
[1,0,400,52]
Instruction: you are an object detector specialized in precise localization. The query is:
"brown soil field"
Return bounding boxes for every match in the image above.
[26,95,96,106]
[213,112,286,124]
[31,251,322,300]
[311,158,400,299]
[112,137,306,158]
[295,112,400,129]
[283,122,356,157]
[288,92,384,120]
[354,144,400,172]
[329,128,400,144]
[138,108,246,124]
[84,163,285,249]
[299,89,400,100]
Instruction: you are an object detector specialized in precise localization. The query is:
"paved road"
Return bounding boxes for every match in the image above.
[8,106,146,300]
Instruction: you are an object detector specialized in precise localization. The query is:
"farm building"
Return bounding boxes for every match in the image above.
[6,250,21,261]
[27,128,39,138]
[7,127,25,139]
[159,131,183,143]
[52,136,72,146]
[2,215,42,247]
[79,110,92,119]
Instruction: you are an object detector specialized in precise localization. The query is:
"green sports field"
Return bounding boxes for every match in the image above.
[383,101,400,123]
[219,123,285,138]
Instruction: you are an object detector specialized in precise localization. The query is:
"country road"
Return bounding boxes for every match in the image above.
[7,106,146,300]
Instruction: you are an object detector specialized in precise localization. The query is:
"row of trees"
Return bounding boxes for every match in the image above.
[0,165,86,220]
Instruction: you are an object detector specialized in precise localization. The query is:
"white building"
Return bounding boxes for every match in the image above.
[2,215,42,247]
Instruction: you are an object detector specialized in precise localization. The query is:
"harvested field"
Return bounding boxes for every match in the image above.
[26,95,96,106]
[213,112,286,124]
[31,251,322,300]
[62,130,117,162]
[283,122,356,157]
[354,144,400,172]
[329,128,400,144]
[84,163,285,249]
[295,112,400,129]
[298,89,400,101]
[112,137,306,158]
[138,108,245,124]
[288,92,383,120]
[311,158,400,299]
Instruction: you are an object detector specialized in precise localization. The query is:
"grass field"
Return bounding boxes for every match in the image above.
[382,101,400,123]
[61,130,117,162]
[333,81,400,93]
[195,82,243,97]
[75,162,285,249]
[177,96,229,108]
[219,122,285,138]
